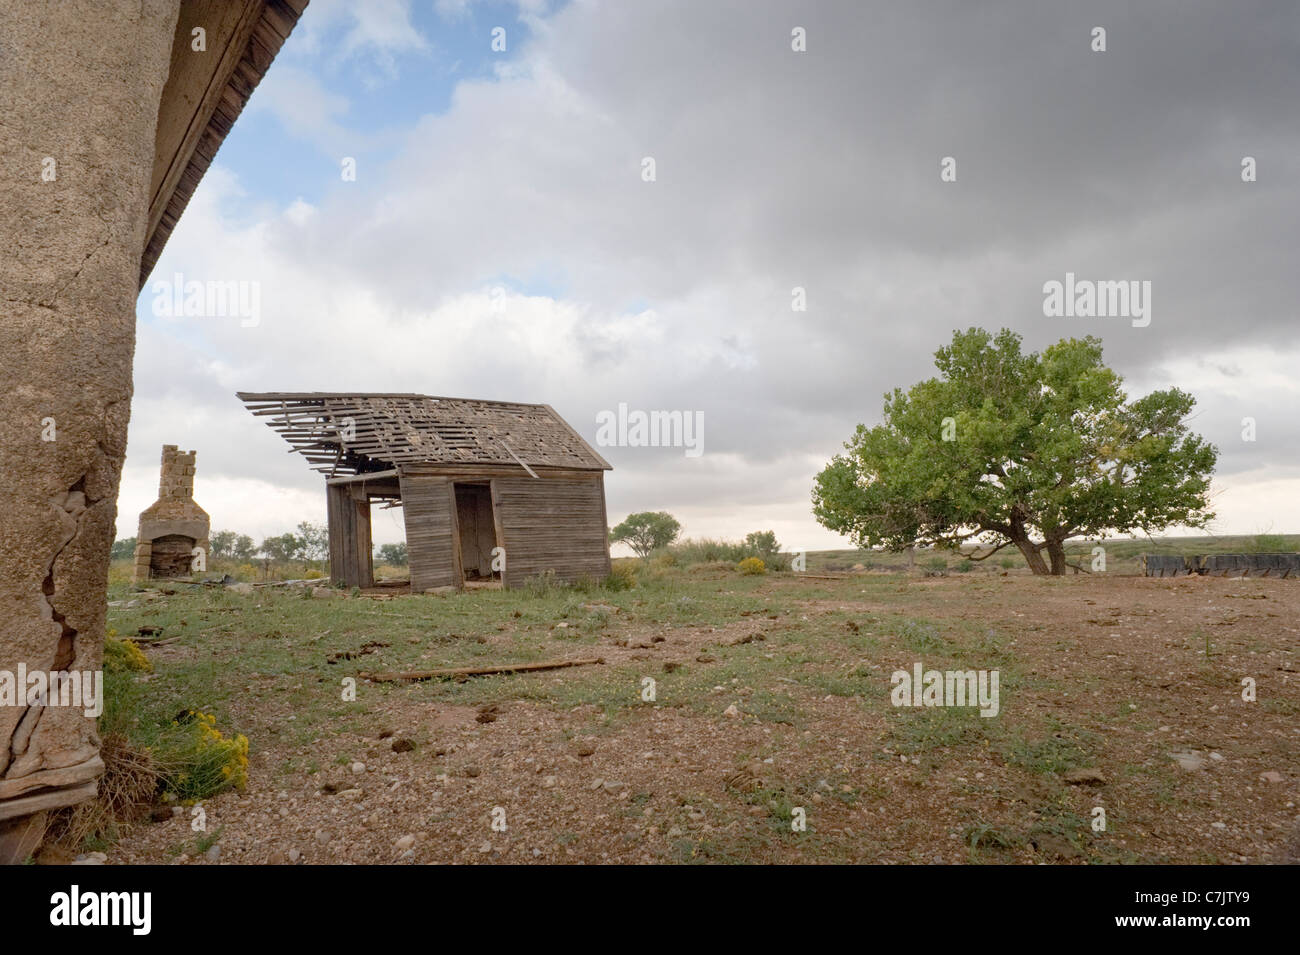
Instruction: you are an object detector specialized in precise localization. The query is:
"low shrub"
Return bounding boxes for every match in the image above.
[104,634,151,674]
[606,562,636,591]
[156,710,250,803]
[737,557,766,576]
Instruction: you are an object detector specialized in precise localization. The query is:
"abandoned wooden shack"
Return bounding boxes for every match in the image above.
[237,393,613,590]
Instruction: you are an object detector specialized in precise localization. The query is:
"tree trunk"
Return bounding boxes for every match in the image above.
[1008,525,1050,575]
[0,0,181,862]
[1046,539,1067,576]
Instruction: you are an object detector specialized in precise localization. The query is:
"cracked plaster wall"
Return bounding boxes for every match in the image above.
[0,0,181,842]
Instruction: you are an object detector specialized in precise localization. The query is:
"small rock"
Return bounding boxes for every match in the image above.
[542,776,558,788]
[350,761,366,774]
[204,844,221,862]
[394,835,416,851]
[288,848,302,863]
[267,850,288,865]
[314,829,330,845]
[463,765,481,778]
[1260,771,1284,784]
[1171,751,1206,772]
[574,740,596,757]
[723,703,740,718]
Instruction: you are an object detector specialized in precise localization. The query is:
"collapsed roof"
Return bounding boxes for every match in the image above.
[236,392,611,477]
[141,0,309,287]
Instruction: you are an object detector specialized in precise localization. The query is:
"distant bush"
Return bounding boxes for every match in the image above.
[737,557,766,576]
[924,556,947,571]
[999,557,1017,569]
[956,559,974,573]
[606,563,636,591]
[1250,534,1289,553]
[665,531,792,570]
[667,538,747,565]
[744,530,791,571]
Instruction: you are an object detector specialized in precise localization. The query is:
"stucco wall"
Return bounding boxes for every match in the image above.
[0,0,181,858]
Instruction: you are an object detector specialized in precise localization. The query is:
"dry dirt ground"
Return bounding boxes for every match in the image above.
[91,571,1298,865]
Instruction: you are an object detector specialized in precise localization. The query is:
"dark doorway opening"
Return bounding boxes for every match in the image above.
[454,482,499,582]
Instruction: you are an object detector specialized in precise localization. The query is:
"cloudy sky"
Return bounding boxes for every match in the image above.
[121,0,1300,555]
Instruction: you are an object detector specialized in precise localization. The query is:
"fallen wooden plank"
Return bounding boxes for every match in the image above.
[360,657,605,682]
[132,634,185,647]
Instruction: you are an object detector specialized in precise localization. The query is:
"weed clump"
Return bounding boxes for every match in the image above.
[156,710,250,803]
[736,557,766,576]
[104,634,151,674]
[606,563,636,591]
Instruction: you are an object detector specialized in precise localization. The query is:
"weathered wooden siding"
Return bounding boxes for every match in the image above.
[327,482,373,588]
[401,473,460,591]
[493,474,611,588]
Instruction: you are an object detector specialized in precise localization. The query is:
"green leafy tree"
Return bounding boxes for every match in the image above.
[259,533,301,564]
[743,530,789,570]
[110,537,137,561]
[812,328,1217,575]
[209,530,236,559]
[210,531,257,561]
[232,534,257,561]
[376,542,408,566]
[610,511,681,558]
[296,521,328,563]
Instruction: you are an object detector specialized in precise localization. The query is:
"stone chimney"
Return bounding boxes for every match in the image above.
[133,445,210,581]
